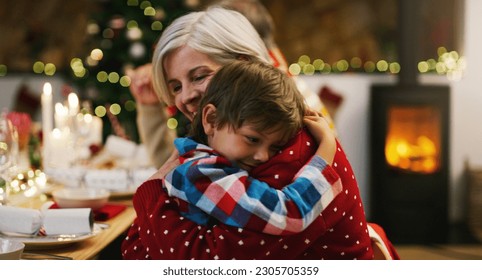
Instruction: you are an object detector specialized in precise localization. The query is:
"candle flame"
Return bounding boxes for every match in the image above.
[43,82,52,95]
[84,113,93,123]
[55,102,68,116]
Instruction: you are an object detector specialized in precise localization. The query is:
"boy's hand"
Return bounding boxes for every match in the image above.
[303,114,336,165]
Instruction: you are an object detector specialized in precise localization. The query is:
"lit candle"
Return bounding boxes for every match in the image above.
[54,102,69,130]
[83,114,103,146]
[91,115,103,145]
[47,128,73,168]
[68,92,79,117]
[41,83,53,148]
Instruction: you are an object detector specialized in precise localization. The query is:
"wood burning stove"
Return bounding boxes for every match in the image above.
[369,0,451,244]
[370,85,450,244]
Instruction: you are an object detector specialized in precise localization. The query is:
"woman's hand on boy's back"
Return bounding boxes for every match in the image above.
[303,112,336,165]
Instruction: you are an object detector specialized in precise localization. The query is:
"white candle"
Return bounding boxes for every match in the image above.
[47,128,73,168]
[41,82,53,165]
[68,92,79,117]
[54,102,69,130]
[83,115,103,146]
[91,116,103,145]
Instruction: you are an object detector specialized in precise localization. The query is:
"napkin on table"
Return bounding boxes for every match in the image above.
[0,206,42,234]
[104,135,137,158]
[42,208,93,235]
[0,205,93,236]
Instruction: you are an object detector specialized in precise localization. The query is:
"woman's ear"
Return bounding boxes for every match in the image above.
[202,104,217,136]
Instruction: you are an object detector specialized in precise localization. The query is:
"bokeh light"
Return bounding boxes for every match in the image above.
[109,103,121,115]
[144,7,156,16]
[90,49,104,61]
[97,71,108,82]
[108,72,120,83]
[151,21,163,31]
[33,61,45,74]
[125,100,136,111]
[44,63,56,76]
[288,63,301,75]
[119,75,131,87]
[167,118,178,130]
[95,106,107,117]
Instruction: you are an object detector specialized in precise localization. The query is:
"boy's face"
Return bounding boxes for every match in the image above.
[208,123,287,172]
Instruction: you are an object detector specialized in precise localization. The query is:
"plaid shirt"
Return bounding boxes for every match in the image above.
[163,137,342,235]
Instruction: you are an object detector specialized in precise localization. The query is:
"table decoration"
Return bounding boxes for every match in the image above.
[0,205,42,234]
[45,128,74,168]
[6,169,51,205]
[41,83,53,167]
[0,204,95,236]
[6,111,32,172]
[67,92,79,118]
[43,208,93,235]
[41,134,156,199]
[0,114,18,205]
[54,102,69,131]
[84,168,129,191]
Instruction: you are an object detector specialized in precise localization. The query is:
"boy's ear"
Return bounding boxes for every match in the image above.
[202,104,217,136]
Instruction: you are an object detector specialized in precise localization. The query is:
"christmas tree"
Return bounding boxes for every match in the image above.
[69,0,194,143]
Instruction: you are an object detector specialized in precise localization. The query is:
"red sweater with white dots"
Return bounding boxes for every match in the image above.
[121,128,373,259]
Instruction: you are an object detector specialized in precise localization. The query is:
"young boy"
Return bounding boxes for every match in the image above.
[163,60,341,234]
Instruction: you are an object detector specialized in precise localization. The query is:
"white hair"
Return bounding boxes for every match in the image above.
[152,6,271,105]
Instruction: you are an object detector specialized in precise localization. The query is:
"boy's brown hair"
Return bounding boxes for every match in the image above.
[190,60,306,145]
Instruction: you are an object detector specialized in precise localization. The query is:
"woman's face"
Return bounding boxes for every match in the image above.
[163,46,222,121]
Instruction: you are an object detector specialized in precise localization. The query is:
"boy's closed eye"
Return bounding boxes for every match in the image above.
[245,136,259,144]
[270,145,284,154]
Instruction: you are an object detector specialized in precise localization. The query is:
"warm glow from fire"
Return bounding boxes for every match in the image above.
[385,106,441,174]
[386,136,438,173]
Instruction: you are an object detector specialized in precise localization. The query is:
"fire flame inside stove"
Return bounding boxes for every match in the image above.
[385,136,439,173]
[384,106,441,174]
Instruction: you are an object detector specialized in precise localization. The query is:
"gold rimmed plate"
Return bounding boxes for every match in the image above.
[0,223,107,250]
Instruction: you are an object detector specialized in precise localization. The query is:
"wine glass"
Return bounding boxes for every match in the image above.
[0,113,19,205]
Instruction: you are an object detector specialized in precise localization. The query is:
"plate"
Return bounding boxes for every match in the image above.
[0,223,105,250]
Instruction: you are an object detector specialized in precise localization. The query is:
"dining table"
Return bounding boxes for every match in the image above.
[6,190,136,260]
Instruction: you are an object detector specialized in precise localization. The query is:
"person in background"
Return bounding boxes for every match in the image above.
[121,7,373,260]
[125,65,176,168]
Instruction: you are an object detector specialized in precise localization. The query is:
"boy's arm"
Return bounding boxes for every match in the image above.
[164,149,342,235]
[122,179,331,260]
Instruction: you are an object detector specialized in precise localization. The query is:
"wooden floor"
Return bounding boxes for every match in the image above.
[395,244,482,260]
[393,226,482,260]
